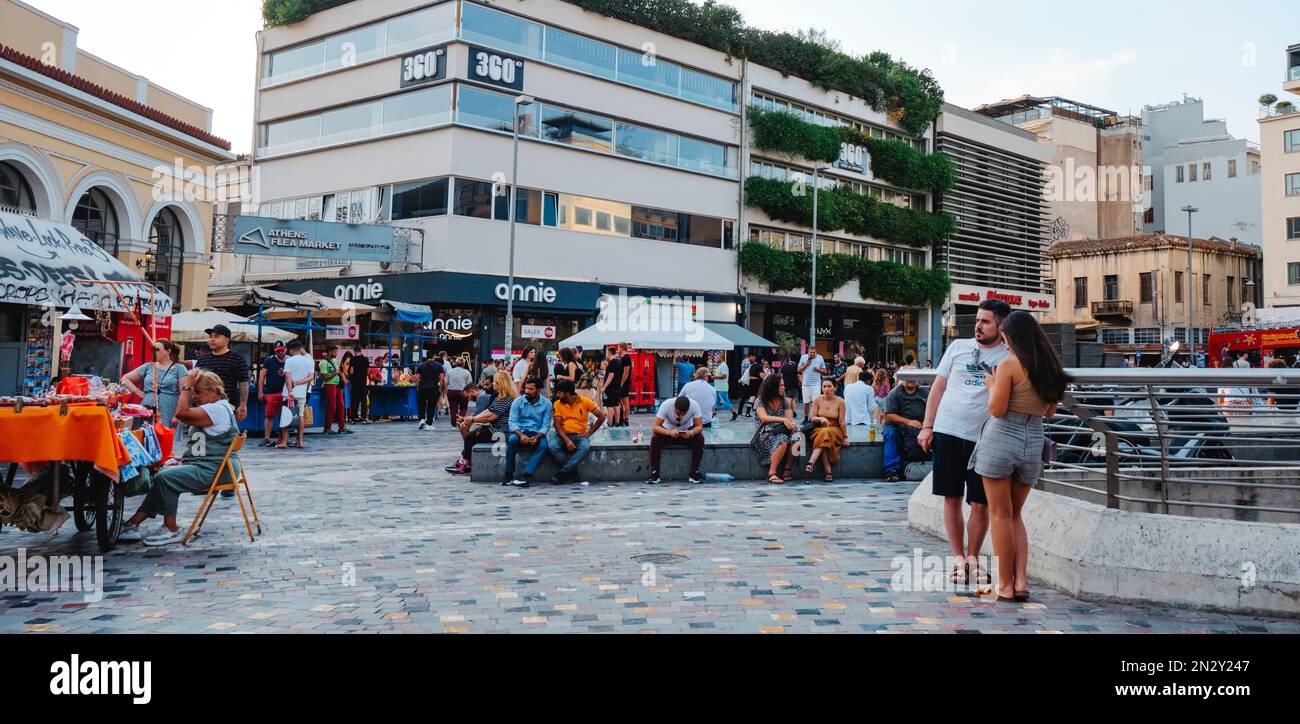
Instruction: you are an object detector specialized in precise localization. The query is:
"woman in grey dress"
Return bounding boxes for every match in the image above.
[121,339,184,429]
[971,311,1067,603]
[752,373,797,484]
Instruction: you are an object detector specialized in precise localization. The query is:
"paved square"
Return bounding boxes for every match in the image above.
[3,417,1296,634]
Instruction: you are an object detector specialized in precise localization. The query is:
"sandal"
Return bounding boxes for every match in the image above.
[767,474,784,485]
[950,562,969,585]
[1013,589,1030,602]
[969,562,992,586]
[824,473,833,482]
[804,462,815,474]
[781,465,793,482]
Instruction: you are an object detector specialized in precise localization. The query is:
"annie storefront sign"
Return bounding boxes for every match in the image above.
[233,216,394,263]
[0,211,172,315]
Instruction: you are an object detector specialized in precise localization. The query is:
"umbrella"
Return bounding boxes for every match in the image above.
[559,323,734,352]
[262,290,374,321]
[169,309,296,343]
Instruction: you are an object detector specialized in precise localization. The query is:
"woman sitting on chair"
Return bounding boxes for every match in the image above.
[119,369,242,546]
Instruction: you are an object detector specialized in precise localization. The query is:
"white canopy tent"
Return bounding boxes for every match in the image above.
[559,324,734,354]
[169,309,295,344]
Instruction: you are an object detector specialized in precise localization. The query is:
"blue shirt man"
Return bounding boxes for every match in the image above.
[504,377,553,487]
[674,359,694,394]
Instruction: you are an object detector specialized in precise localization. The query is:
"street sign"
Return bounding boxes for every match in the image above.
[232,216,394,263]
[326,324,359,341]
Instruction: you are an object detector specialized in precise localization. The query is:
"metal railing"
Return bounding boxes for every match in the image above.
[898,367,1300,521]
[1090,299,1134,317]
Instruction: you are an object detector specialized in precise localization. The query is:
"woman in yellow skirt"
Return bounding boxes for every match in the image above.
[805,379,849,482]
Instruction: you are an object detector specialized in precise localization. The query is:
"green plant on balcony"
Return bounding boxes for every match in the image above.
[744,176,956,249]
[263,0,355,26]
[739,241,950,307]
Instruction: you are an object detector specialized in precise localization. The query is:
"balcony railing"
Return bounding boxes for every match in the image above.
[898,367,1300,522]
[1289,65,1300,82]
[1091,299,1134,317]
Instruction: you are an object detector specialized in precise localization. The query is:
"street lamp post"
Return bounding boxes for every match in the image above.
[809,165,829,352]
[503,94,534,371]
[1181,205,1198,357]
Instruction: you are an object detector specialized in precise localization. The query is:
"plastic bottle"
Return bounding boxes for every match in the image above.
[868,423,877,442]
[631,425,643,444]
[705,473,734,483]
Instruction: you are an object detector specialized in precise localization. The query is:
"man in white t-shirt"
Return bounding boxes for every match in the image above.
[918,299,1011,587]
[646,395,705,485]
[797,350,827,420]
[280,340,315,450]
[679,367,717,427]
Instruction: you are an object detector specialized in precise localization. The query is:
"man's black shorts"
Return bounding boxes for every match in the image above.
[930,431,987,505]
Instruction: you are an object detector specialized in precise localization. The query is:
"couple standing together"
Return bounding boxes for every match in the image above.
[919,299,1067,602]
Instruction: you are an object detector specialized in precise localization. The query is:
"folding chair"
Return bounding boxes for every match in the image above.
[182,433,261,545]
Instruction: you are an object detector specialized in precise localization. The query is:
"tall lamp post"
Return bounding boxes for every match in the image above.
[808,164,829,352]
[503,94,534,370]
[1181,205,1198,357]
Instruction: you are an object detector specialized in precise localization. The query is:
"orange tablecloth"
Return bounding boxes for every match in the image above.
[0,406,130,480]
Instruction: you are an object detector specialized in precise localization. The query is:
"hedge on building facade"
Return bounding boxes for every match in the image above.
[739,242,950,308]
[747,107,956,195]
[263,0,355,26]
[744,176,956,249]
[561,1,944,136]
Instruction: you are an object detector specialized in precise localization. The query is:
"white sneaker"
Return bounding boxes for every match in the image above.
[417,421,428,431]
[119,522,166,543]
[142,527,186,546]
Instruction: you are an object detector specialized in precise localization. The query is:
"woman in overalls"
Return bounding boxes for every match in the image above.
[119,369,242,546]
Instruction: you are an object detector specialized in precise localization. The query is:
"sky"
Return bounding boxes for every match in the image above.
[31,0,1298,154]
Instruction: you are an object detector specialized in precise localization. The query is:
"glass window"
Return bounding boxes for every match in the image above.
[1188,164,1197,182]
[614,215,630,235]
[1175,271,1184,303]
[1287,173,1300,197]
[1100,328,1130,345]
[541,105,612,151]
[391,177,448,220]
[680,67,737,110]
[616,123,678,166]
[1139,272,1153,303]
[453,178,494,219]
[1202,161,1211,181]
[266,41,325,84]
[1073,277,1087,308]
[1289,263,1300,285]
[573,206,592,226]
[1287,217,1300,240]
[0,161,35,213]
[382,84,452,135]
[596,211,612,231]
[456,84,520,133]
[72,188,119,253]
[459,2,542,59]
[325,24,385,72]
[616,48,679,96]
[262,114,322,156]
[678,136,728,176]
[1135,328,1160,344]
[146,207,184,303]
[543,192,558,227]
[1285,130,1300,154]
[1103,275,1119,301]
[1176,165,1184,183]
[1228,159,1237,177]
[386,7,449,55]
[320,101,381,146]
[545,27,616,79]
[1203,274,1210,305]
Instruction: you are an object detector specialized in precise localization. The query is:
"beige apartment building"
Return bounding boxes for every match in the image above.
[1259,43,1300,308]
[1045,234,1262,356]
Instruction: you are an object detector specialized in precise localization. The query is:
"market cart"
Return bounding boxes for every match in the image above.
[0,401,132,552]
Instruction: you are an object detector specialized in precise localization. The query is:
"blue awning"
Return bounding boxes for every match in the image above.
[382,300,433,324]
[704,323,776,349]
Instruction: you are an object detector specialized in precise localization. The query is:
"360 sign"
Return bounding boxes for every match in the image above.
[399,46,446,88]
[468,45,524,91]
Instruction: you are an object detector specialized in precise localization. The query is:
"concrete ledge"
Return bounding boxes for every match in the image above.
[908,475,1300,618]
[469,440,884,483]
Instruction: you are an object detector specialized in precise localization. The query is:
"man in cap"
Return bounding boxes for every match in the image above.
[256,342,288,447]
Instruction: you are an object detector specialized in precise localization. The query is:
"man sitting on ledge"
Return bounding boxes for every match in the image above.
[882,374,929,482]
[504,377,552,488]
[646,395,705,485]
[548,379,605,483]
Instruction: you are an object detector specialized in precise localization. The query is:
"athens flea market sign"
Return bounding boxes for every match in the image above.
[232,216,394,263]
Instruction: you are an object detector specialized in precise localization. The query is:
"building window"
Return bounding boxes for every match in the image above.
[1074,277,1087,308]
[146,207,184,303]
[390,177,449,220]
[453,178,497,219]
[1143,207,1154,224]
[1287,173,1300,197]
[1100,328,1131,345]
[1202,162,1211,181]
[1227,276,1234,308]
[1289,263,1300,285]
[0,161,35,213]
[1103,274,1119,301]
[262,6,452,86]
[1228,159,1238,177]
[615,123,678,166]
[541,106,613,152]
[1139,272,1153,303]
[1174,271,1184,303]
[1203,273,1210,305]
[1287,217,1300,240]
[71,188,120,253]
[258,85,452,157]
[1176,165,1184,183]
[1134,328,1160,344]
[1286,129,1300,154]
[1188,164,1198,182]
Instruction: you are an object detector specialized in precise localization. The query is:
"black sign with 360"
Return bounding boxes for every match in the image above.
[467,45,524,91]
[399,46,447,88]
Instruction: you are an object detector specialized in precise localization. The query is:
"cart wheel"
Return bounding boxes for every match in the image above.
[92,473,124,553]
[72,464,95,533]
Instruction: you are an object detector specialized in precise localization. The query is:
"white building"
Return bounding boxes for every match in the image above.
[224,0,946,366]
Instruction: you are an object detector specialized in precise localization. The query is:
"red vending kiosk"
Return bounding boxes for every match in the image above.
[624,349,657,412]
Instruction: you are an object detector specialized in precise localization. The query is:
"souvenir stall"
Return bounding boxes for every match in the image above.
[359,300,434,419]
[558,326,736,412]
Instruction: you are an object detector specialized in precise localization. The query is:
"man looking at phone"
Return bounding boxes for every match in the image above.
[917,299,1012,587]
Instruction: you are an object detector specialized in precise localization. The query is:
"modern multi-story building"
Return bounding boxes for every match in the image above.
[1142,96,1261,244]
[1259,43,1300,308]
[933,103,1052,338]
[231,0,945,367]
[0,0,233,390]
[1044,234,1262,358]
[972,95,1144,244]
